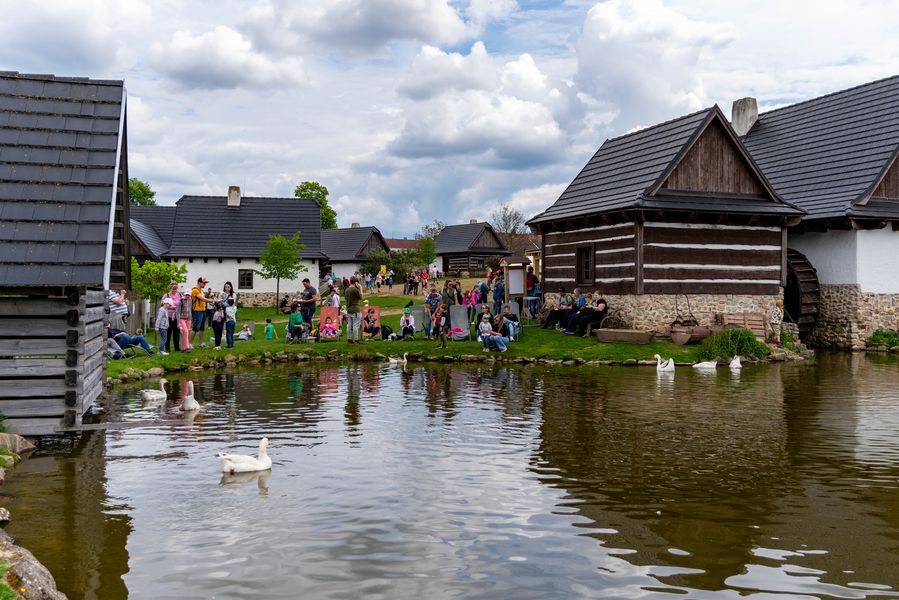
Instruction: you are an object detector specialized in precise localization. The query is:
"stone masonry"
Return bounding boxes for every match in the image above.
[808,284,899,350]
[239,291,303,308]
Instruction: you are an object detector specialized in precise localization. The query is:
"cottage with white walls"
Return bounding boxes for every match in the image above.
[740,75,899,349]
[320,224,390,280]
[130,186,324,306]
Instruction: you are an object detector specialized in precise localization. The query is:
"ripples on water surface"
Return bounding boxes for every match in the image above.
[6,353,899,599]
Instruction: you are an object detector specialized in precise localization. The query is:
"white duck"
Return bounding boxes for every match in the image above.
[139,378,168,403]
[218,438,272,474]
[388,352,408,365]
[729,355,742,370]
[692,360,719,370]
[653,354,675,373]
[180,380,200,412]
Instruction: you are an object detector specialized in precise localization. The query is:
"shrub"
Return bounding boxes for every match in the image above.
[697,329,770,361]
[866,329,899,348]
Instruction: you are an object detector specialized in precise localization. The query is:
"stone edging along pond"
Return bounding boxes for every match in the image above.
[106,345,813,386]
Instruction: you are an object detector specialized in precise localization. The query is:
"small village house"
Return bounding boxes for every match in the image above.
[435,220,510,275]
[130,187,324,306]
[528,105,803,334]
[321,224,390,280]
[740,75,899,349]
[383,237,421,253]
[0,72,130,435]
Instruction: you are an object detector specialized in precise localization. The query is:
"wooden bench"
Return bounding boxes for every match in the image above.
[720,312,768,339]
[595,328,655,344]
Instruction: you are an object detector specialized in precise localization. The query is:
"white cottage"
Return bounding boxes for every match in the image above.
[321,224,389,280]
[130,187,324,306]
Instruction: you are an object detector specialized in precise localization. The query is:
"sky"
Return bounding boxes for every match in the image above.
[2,0,898,237]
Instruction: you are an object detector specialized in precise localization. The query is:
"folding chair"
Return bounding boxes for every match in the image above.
[409,305,427,336]
[448,305,471,341]
[317,306,341,341]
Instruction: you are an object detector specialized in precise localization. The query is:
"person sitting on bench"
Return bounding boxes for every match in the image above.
[543,287,576,329]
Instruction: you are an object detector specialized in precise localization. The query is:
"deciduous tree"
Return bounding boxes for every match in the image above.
[258,232,307,309]
[128,177,156,206]
[490,204,528,254]
[416,219,446,240]
[294,181,338,230]
[130,258,187,305]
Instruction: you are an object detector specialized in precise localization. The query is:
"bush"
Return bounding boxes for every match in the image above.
[697,329,770,361]
[866,329,899,348]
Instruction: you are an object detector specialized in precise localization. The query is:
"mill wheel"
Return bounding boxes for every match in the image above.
[785,249,820,339]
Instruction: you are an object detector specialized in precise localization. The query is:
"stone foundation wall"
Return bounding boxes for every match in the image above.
[808,284,899,350]
[239,291,302,308]
[543,292,778,335]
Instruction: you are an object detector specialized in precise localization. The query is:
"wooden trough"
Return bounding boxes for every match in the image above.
[595,329,655,344]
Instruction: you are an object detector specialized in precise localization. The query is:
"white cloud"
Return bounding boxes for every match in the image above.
[466,0,518,32]
[398,42,496,100]
[506,182,569,219]
[575,0,733,128]
[149,26,305,89]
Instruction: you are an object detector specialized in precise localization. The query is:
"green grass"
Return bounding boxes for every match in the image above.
[0,560,19,600]
[696,329,770,361]
[0,448,17,463]
[867,328,899,348]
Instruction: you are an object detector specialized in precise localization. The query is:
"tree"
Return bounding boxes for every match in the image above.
[294,181,337,230]
[130,257,188,305]
[257,232,307,309]
[490,204,529,254]
[416,219,446,240]
[361,248,426,279]
[128,177,156,206]
[418,237,436,268]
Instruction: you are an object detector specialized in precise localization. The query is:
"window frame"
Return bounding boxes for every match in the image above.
[575,245,594,287]
[238,269,254,290]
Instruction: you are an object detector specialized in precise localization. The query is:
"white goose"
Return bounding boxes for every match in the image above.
[692,360,719,370]
[218,438,272,474]
[653,354,675,372]
[139,378,168,403]
[388,352,409,365]
[729,355,742,370]
[180,380,200,412]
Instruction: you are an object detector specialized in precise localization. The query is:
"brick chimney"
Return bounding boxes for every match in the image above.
[470,219,478,224]
[731,97,758,137]
[227,185,241,207]
[351,222,360,228]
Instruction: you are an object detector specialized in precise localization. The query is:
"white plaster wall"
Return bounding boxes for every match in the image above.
[171,258,317,295]
[856,228,899,293]
[788,231,857,285]
[330,262,361,280]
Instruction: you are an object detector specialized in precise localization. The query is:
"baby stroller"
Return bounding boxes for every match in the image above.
[285,321,309,344]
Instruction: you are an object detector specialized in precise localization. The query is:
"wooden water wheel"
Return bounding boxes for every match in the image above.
[785,249,820,339]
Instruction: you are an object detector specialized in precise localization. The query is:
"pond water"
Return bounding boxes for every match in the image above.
[5,354,899,599]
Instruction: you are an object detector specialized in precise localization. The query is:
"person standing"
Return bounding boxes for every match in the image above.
[220,281,237,306]
[225,297,237,349]
[107,288,129,330]
[161,282,182,353]
[210,301,225,350]
[344,275,363,344]
[424,287,441,339]
[190,277,209,349]
[300,278,319,325]
[178,289,192,351]
[155,299,172,355]
[204,286,215,327]
[769,299,785,343]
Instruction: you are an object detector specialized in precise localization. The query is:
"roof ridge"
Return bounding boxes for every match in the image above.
[603,106,716,144]
[0,71,124,86]
[758,73,899,118]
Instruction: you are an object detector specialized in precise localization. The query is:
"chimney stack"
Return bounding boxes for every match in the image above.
[227,185,241,207]
[470,219,478,224]
[351,222,360,228]
[731,97,758,137]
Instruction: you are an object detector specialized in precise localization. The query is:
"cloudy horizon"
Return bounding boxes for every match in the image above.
[2,0,897,237]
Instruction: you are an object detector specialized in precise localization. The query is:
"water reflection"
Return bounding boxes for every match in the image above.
[3,355,898,599]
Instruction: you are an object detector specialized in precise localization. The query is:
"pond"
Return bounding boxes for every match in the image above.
[5,354,899,599]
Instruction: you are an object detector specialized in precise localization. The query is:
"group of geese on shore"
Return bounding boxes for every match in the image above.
[137,379,271,474]
[653,354,742,373]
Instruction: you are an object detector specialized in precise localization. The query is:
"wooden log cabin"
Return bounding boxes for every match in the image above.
[528,105,804,333]
[0,72,130,435]
[435,220,510,275]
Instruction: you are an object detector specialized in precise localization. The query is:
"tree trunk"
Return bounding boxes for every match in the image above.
[275,278,280,312]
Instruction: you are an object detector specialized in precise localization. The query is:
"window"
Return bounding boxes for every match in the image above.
[238,269,254,290]
[576,246,593,285]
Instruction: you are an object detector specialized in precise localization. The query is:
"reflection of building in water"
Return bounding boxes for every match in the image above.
[6,432,131,600]
[536,367,792,591]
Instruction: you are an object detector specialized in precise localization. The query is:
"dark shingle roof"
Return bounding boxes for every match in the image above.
[529,108,715,225]
[321,226,386,262]
[130,205,175,245]
[0,71,125,286]
[129,218,168,259]
[743,75,899,220]
[436,222,509,255]
[159,195,325,259]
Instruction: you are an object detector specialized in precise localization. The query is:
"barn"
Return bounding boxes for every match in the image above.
[436,220,510,275]
[740,75,899,349]
[321,224,389,280]
[528,105,803,333]
[0,72,130,435]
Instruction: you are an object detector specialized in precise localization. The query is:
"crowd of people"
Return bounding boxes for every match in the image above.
[541,287,609,337]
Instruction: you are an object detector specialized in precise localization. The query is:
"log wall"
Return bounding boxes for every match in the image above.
[0,288,106,435]
[543,222,637,294]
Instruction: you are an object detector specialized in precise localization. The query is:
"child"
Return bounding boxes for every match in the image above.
[237,323,253,341]
[264,318,277,340]
[320,316,338,338]
[399,307,415,340]
[225,298,237,348]
[210,302,225,350]
[155,299,172,355]
[433,306,448,349]
[478,314,492,347]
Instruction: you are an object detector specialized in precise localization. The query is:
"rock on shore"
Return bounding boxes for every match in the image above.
[0,530,66,600]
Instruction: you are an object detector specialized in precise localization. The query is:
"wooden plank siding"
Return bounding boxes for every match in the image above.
[0,287,108,435]
[641,221,783,294]
[544,222,637,293]
[871,156,899,199]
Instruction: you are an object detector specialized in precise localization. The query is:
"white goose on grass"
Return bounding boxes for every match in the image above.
[139,378,168,403]
[653,354,675,373]
[388,352,408,365]
[692,360,719,370]
[729,356,742,370]
[180,380,200,412]
[218,438,272,474]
